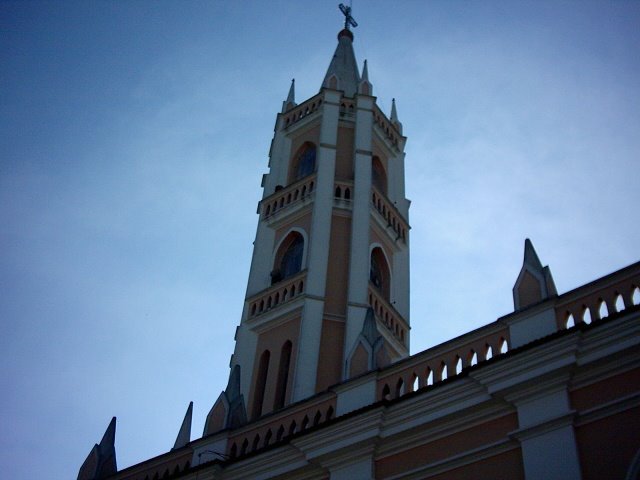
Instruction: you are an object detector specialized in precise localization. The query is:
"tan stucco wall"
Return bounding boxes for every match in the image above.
[375,413,519,478]
[571,368,640,480]
[248,315,301,417]
[335,125,355,180]
[316,318,345,392]
[323,214,351,316]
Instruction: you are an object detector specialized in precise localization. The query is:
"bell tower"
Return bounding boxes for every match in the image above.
[205,10,410,433]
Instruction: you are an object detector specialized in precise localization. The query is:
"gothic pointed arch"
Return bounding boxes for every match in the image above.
[272,230,306,284]
[289,142,317,183]
[372,156,387,195]
[273,340,292,410]
[251,350,271,420]
[370,246,391,301]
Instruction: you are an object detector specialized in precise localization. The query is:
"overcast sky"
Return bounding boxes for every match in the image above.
[1,1,639,478]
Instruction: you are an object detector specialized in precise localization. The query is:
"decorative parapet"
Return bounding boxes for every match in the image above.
[282,93,323,129]
[371,187,408,243]
[260,175,316,221]
[338,98,356,120]
[226,393,336,460]
[107,449,192,480]
[368,284,409,348]
[106,263,640,479]
[555,261,640,329]
[376,321,510,403]
[247,271,307,318]
[334,180,353,209]
[372,104,402,149]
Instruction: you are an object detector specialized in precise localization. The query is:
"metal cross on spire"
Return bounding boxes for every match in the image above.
[339,3,358,30]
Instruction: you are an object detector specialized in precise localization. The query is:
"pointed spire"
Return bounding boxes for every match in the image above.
[77,417,117,480]
[523,238,543,271]
[358,59,372,95]
[203,365,247,436]
[287,78,295,104]
[513,239,557,310]
[172,402,193,450]
[99,417,116,452]
[321,29,361,97]
[390,98,403,134]
[225,365,247,428]
[282,78,296,113]
[226,364,242,402]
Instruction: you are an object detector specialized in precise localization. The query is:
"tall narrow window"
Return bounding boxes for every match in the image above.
[370,247,391,300]
[272,232,304,284]
[372,156,387,195]
[251,350,270,420]
[273,340,292,410]
[292,143,316,182]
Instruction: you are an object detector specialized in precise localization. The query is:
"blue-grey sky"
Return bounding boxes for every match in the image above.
[1,1,639,478]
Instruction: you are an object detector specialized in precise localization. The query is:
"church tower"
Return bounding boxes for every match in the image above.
[205,10,410,432]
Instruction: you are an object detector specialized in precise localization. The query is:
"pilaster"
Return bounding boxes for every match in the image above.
[344,94,374,374]
[292,90,340,400]
[508,385,582,480]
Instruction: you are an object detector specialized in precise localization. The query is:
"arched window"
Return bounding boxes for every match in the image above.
[273,340,292,410]
[251,350,270,420]
[292,143,316,182]
[370,247,390,300]
[372,156,387,195]
[272,232,304,284]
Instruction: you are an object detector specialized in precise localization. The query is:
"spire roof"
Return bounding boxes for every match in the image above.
[321,29,361,97]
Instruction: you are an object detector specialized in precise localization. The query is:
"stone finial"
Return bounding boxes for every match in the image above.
[282,78,296,113]
[513,239,558,310]
[358,59,372,95]
[390,98,403,134]
[203,365,248,436]
[225,365,247,428]
[172,402,193,450]
[77,417,117,480]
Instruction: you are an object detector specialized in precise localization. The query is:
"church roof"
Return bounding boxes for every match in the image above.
[321,29,361,98]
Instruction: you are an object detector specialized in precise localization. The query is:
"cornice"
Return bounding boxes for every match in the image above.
[470,332,579,397]
[376,398,512,458]
[508,412,576,442]
[383,438,519,480]
[380,377,492,437]
[292,407,385,460]
[574,391,640,427]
